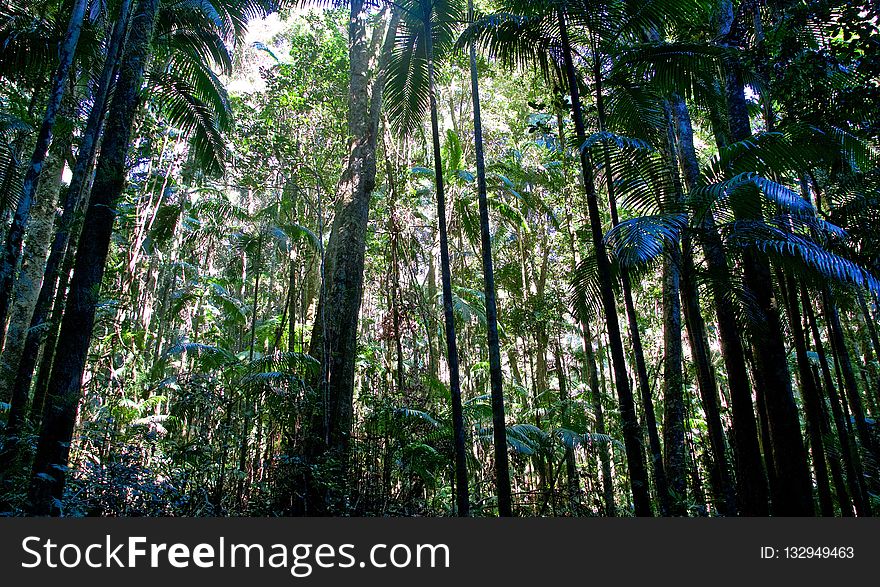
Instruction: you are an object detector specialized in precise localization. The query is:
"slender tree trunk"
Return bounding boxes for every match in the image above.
[662,96,735,515]
[386,160,406,394]
[0,146,64,386]
[5,0,132,438]
[654,102,686,516]
[822,289,878,461]
[558,11,651,516]
[719,0,813,516]
[0,144,63,481]
[580,319,615,515]
[26,0,161,516]
[557,96,613,517]
[0,0,89,340]
[591,57,668,515]
[28,244,74,429]
[803,288,870,515]
[468,0,509,516]
[671,95,769,516]
[555,342,580,509]
[780,272,832,515]
[420,13,475,517]
[661,244,688,516]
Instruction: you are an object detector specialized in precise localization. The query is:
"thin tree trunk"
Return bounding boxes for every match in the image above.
[5,0,132,438]
[592,55,668,515]
[554,341,580,509]
[580,319,615,515]
[468,0,508,516]
[0,146,64,386]
[781,272,833,516]
[26,0,161,516]
[663,96,735,515]
[822,289,878,461]
[557,95,613,517]
[558,10,651,516]
[661,245,687,515]
[671,94,769,516]
[421,12,475,517]
[0,145,63,479]
[0,0,89,340]
[803,286,870,516]
[719,0,814,516]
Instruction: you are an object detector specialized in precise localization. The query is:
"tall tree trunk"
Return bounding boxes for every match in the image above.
[303,4,399,513]
[419,12,475,517]
[663,97,735,515]
[671,94,769,516]
[5,0,132,439]
[467,0,509,516]
[0,146,63,387]
[385,150,406,394]
[803,285,867,515]
[26,0,161,516]
[654,102,686,516]
[0,0,89,340]
[557,95,613,517]
[580,319,615,515]
[822,289,878,462]
[0,145,63,480]
[592,55,668,515]
[780,272,832,515]
[719,0,813,516]
[661,243,688,515]
[558,10,651,516]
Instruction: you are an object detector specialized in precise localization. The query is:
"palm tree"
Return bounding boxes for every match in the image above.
[461,0,706,516]
[383,0,485,515]
[464,0,510,517]
[0,0,89,346]
[717,0,814,515]
[1,0,133,466]
[617,38,773,515]
[605,39,741,514]
[26,0,267,515]
[669,94,769,515]
[4,0,243,452]
[556,5,653,516]
[27,0,163,515]
[606,82,880,520]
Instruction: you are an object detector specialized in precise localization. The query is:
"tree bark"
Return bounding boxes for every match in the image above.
[0,147,63,388]
[592,53,668,515]
[558,9,651,516]
[662,96,735,515]
[822,289,878,462]
[26,0,161,516]
[304,4,400,513]
[781,272,833,515]
[0,0,89,342]
[719,0,814,516]
[468,0,509,516]
[671,94,769,515]
[6,0,132,437]
[803,285,868,515]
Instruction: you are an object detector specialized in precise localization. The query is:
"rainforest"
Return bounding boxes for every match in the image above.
[0,0,878,518]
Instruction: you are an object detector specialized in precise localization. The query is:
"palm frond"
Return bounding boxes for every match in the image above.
[604,212,686,270]
[145,70,229,176]
[724,220,880,295]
